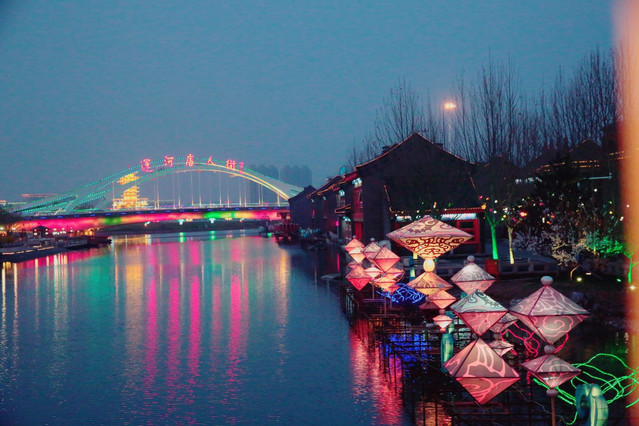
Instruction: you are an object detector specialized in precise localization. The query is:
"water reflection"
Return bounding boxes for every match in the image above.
[0,232,411,424]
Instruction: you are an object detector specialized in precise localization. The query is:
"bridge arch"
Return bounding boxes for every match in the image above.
[14,156,303,214]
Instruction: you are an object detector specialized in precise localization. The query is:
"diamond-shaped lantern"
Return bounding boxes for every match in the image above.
[370,247,400,272]
[443,338,520,405]
[510,276,589,345]
[346,265,372,291]
[451,256,496,294]
[372,267,404,290]
[362,241,382,262]
[490,313,518,334]
[364,266,382,280]
[345,237,364,253]
[450,291,508,337]
[428,290,457,310]
[347,260,359,269]
[407,271,452,296]
[521,349,581,389]
[433,309,454,332]
[348,246,366,264]
[387,215,472,260]
[488,338,514,356]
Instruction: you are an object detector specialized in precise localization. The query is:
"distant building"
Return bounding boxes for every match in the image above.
[22,193,57,200]
[279,165,312,188]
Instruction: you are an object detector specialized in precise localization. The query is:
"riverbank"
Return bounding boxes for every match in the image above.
[0,235,111,263]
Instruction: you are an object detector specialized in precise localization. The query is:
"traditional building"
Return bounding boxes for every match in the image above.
[308,133,483,252]
[288,185,316,229]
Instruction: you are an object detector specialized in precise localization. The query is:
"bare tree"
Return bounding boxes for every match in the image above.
[347,79,426,168]
[544,49,617,148]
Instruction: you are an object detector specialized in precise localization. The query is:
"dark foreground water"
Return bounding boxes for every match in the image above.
[0,232,410,425]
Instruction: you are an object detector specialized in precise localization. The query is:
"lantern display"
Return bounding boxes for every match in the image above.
[346,265,372,291]
[443,338,520,405]
[450,291,507,337]
[407,271,452,296]
[369,246,400,272]
[387,215,472,260]
[451,256,496,294]
[510,276,589,345]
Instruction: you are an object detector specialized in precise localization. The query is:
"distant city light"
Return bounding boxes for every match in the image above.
[444,101,457,110]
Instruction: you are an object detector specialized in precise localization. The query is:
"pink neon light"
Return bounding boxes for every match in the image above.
[19,209,284,231]
[167,278,180,405]
[144,278,158,395]
[164,156,174,167]
[185,154,194,167]
[188,275,201,383]
[206,156,215,166]
[239,162,244,172]
[225,159,236,169]
[140,158,153,172]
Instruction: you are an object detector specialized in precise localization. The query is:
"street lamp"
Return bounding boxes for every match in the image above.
[443,101,456,148]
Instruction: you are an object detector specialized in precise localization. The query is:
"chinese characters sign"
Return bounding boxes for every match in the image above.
[140,155,244,173]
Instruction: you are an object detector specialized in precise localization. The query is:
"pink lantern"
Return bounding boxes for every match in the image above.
[348,246,366,264]
[490,313,518,334]
[373,275,398,290]
[346,265,371,291]
[372,267,404,290]
[364,266,382,280]
[386,284,400,294]
[387,215,472,260]
[521,348,581,389]
[407,271,452,296]
[383,267,405,282]
[510,276,589,345]
[443,338,520,405]
[451,256,496,294]
[433,309,454,332]
[344,237,364,253]
[362,241,382,262]
[488,338,514,356]
[450,291,507,337]
[370,247,400,272]
[429,290,457,310]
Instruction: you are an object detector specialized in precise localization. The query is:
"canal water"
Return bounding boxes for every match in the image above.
[0,232,411,425]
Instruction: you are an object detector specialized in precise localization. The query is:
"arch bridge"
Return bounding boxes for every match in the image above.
[13,155,303,215]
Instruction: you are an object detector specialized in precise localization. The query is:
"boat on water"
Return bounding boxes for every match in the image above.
[271,212,300,244]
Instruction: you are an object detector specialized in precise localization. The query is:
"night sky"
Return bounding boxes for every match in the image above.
[0,1,614,200]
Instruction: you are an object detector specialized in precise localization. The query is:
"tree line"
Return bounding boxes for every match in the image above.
[348,49,617,168]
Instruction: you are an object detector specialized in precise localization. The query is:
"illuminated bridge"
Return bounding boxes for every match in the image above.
[10,154,303,231]
[18,206,289,232]
[12,154,303,215]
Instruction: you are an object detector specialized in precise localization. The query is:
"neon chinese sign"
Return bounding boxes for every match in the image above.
[139,155,244,173]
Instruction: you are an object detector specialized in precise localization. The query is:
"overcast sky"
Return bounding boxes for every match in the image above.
[0,1,614,200]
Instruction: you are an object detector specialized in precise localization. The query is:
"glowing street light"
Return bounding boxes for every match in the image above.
[443,101,456,147]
